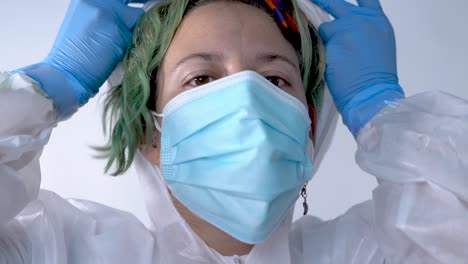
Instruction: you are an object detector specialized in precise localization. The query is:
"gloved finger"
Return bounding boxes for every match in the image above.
[114,15,134,50]
[97,17,133,72]
[308,0,357,18]
[112,4,145,29]
[318,21,337,42]
[356,0,382,9]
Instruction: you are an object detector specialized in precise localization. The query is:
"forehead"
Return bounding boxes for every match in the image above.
[164,1,298,64]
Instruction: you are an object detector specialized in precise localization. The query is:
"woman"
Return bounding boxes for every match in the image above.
[1,0,467,263]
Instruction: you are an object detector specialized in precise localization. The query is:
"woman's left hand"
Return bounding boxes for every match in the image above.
[309,0,405,138]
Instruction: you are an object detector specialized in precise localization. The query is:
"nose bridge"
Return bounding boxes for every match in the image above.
[224,43,255,76]
[225,58,252,77]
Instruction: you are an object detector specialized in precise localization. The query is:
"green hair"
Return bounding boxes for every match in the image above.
[292,0,326,109]
[97,0,326,176]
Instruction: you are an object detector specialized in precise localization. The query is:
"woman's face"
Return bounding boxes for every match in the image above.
[156,1,307,112]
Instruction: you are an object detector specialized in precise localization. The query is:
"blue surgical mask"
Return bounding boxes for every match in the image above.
[151,71,314,244]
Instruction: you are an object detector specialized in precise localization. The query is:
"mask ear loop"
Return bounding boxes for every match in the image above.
[150,110,164,148]
[150,110,164,132]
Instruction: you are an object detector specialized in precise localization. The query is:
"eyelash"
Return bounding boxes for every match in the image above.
[265,76,291,88]
[187,75,215,87]
[185,74,291,88]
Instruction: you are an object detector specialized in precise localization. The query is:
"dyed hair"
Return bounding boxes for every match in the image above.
[98,0,326,176]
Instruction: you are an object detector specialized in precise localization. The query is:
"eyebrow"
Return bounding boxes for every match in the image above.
[255,52,300,72]
[172,51,299,71]
[173,52,225,71]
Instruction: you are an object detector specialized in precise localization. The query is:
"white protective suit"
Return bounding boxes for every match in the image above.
[1,1,468,263]
[2,73,468,264]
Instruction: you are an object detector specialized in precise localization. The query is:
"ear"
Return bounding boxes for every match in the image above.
[140,143,161,165]
[139,128,161,165]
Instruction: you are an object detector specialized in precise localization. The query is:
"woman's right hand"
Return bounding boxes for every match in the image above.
[14,0,146,120]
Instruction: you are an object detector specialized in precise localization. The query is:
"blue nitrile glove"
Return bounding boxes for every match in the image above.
[14,0,147,120]
[309,0,405,138]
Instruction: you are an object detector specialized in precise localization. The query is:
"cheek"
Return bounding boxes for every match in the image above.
[291,81,308,108]
[155,70,180,113]
[155,89,167,113]
[296,91,308,108]
[288,71,308,108]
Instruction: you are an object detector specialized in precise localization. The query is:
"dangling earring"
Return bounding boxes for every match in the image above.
[301,181,309,215]
[152,136,158,148]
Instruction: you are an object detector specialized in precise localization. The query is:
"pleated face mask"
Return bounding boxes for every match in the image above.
[151,70,314,244]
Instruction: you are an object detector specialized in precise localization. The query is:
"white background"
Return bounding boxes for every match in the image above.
[1,0,467,226]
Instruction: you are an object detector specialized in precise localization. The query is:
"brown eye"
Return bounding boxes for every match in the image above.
[266,76,287,87]
[189,75,214,86]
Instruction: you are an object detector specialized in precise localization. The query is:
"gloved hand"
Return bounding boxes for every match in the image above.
[309,0,405,138]
[14,0,147,120]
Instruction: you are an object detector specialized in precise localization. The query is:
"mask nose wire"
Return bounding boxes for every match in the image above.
[150,110,164,132]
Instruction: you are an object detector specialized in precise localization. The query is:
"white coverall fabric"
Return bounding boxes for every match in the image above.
[1,69,467,264]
